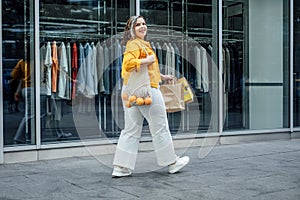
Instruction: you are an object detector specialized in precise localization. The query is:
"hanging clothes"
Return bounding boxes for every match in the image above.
[58,42,68,99]
[162,42,171,75]
[76,43,86,95]
[116,41,123,90]
[96,41,105,93]
[173,43,181,77]
[155,42,163,70]
[168,42,176,76]
[91,42,98,95]
[40,44,47,95]
[103,42,110,94]
[71,42,78,100]
[66,42,72,100]
[200,46,209,92]
[228,45,236,94]
[224,45,231,92]
[44,42,52,96]
[151,41,156,55]
[194,46,202,90]
[110,40,122,91]
[84,42,96,98]
[51,41,58,93]
[188,44,196,88]
[194,45,209,92]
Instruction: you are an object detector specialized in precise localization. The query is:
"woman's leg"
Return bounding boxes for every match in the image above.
[139,88,177,166]
[113,102,144,170]
[14,88,33,143]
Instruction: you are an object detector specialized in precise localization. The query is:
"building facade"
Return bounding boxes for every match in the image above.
[0,0,299,164]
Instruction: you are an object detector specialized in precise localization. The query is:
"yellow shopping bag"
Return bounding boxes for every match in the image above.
[178,77,194,104]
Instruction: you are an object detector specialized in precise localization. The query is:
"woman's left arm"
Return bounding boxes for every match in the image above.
[160,74,175,81]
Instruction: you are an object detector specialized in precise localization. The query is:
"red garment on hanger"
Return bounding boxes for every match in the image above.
[71,43,78,99]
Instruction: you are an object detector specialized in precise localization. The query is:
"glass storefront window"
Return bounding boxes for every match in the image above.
[39,0,130,144]
[141,0,220,134]
[0,0,293,151]
[222,0,244,130]
[223,0,290,131]
[2,0,36,146]
[294,0,300,127]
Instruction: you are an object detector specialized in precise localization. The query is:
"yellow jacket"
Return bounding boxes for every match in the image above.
[11,59,31,88]
[121,38,161,88]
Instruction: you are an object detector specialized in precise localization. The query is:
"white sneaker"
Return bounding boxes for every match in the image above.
[168,156,190,174]
[112,166,132,178]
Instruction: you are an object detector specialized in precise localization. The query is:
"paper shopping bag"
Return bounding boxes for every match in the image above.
[160,81,185,113]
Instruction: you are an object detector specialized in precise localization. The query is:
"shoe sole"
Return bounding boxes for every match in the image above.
[112,173,132,178]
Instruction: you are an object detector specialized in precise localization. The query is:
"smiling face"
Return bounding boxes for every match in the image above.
[134,17,147,40]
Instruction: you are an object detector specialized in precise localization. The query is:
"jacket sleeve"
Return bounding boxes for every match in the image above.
[10,59,23,80]
[122,42,142,72]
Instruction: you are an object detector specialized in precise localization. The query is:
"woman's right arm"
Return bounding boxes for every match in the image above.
[123,43,155,72]
[11,59,23,80]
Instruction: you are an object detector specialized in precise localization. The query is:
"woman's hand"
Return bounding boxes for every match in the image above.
[146,55,155,64]
[141,55,155,65]
[14,92,21,102]
[161,74,175,81]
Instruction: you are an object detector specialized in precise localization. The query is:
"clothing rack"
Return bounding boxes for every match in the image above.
[40,32,110,41]
[172,1,212,7]
[39,38,124,135]
[40,16,111,25]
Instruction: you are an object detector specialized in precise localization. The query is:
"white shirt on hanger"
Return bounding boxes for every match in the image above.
[84,42,96,98]
[44,42,52,96]
[58,42,68,99]
[163,42,171,75]
[91,42,98,95]
[200,46,209,92]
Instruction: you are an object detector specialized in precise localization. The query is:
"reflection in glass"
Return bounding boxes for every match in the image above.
[2,0,36,146]
[39,0,130,143]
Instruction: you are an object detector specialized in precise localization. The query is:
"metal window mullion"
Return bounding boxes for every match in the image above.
[290,0,294,132]
[218,0,223,134]
[136,0,140,15]
[35,0,41,148]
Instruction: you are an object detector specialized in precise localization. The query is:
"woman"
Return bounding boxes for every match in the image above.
[112,15,189,177]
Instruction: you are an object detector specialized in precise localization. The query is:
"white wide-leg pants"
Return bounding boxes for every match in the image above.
[113,87,177,170]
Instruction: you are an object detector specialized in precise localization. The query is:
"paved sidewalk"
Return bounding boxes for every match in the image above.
[0,139,300,200]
